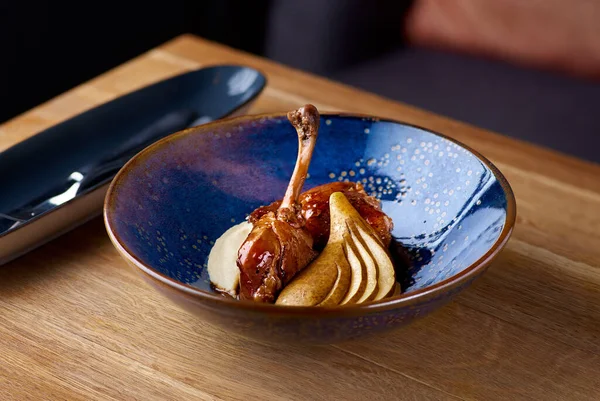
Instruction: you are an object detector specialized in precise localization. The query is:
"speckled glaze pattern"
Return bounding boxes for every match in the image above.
[105,113,516,343]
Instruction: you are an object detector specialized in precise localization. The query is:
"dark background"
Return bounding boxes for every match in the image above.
[1,0,599,163]
[0,1,270,123]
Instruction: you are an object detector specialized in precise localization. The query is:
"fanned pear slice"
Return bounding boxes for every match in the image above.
[275,242,347,306]
[329,192,395,301]
[275,191,395,306]
[317,244,352,306]
[351,220,396,300]
[339,232,367,305]
[346,221,379,303]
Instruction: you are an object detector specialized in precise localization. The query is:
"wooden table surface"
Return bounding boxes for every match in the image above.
[1,35,599,401]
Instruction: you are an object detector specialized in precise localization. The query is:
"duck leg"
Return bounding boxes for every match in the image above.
[237,105,320,302]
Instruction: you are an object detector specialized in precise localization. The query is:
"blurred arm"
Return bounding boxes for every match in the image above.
[404,0,600,80]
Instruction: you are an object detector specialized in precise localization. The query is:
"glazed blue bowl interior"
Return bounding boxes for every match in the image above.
[109,115,510,296]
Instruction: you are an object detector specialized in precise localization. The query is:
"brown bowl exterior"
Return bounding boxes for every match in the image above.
[104,111,516,344]
[116,245,488,344]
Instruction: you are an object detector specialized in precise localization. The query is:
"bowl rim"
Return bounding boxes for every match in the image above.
[104,111,517,317]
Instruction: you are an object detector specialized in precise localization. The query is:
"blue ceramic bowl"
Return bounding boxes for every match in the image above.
[104,112,516,344]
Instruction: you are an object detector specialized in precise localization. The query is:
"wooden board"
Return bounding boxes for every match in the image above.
[1,34,599,401]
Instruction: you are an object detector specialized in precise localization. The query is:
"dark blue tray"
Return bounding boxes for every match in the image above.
[0,65,266,265]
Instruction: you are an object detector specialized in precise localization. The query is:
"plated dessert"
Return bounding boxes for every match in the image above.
[208,105,401,306]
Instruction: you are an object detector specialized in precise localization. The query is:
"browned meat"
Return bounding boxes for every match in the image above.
[237,105,320,303]
[249,181,393,251]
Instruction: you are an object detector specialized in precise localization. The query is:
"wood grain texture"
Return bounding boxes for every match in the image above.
[1,35,599,401]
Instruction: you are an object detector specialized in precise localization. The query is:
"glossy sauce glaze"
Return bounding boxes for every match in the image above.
[237,216,317,302]
[249,181,393,251]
